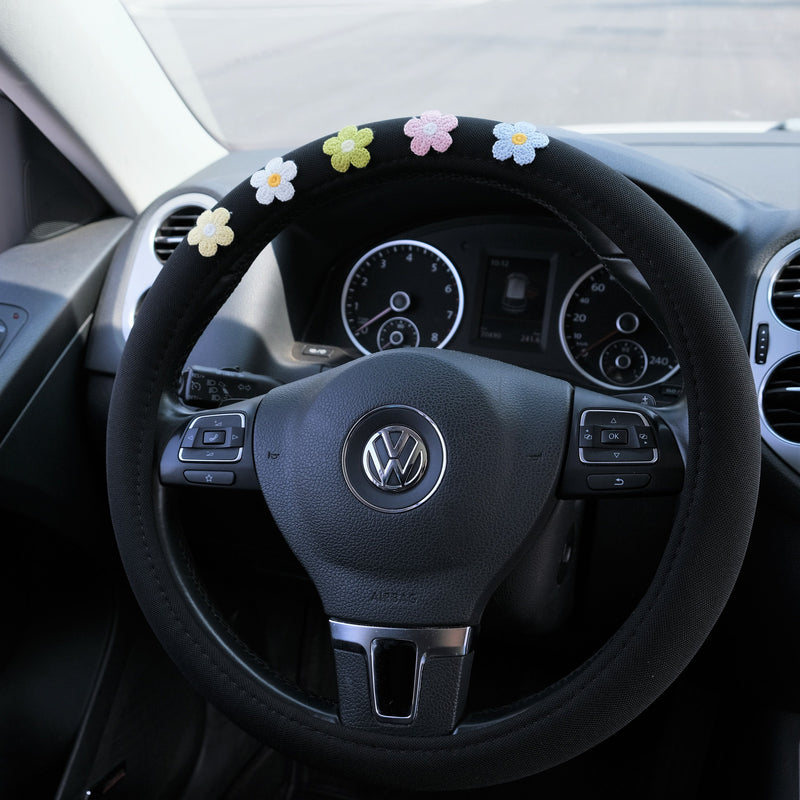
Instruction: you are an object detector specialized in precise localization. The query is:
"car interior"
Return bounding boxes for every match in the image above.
[2,2,800,799]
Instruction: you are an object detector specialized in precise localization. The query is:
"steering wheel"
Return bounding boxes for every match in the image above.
[106,116,760,790]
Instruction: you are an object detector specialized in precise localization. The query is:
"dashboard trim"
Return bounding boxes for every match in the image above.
[751,238,800,472]
[120,191,216,340]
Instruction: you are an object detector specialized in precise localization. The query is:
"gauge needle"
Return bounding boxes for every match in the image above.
[578,329,617,358]
[355,306,392,334]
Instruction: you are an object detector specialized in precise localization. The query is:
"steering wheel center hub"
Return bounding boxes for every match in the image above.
[343,405,446,512]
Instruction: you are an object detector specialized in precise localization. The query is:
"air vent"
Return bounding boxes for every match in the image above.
[153,205,206,263]
[770,253,800,329]
[762,355,800,443]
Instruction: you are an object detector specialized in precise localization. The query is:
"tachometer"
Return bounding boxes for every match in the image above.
[341,240,464,355]
[560,264,679,390]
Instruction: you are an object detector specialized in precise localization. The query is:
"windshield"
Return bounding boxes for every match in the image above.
[120,0,798,150]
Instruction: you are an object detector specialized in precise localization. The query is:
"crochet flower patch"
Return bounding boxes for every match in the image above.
[250,157,297,205]
[187,208,234,258]
[492,122,549,166]
[403,110,458,156]
[322,125,373,172]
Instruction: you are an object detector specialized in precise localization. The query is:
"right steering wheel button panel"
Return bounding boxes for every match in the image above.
[578,409,658,464]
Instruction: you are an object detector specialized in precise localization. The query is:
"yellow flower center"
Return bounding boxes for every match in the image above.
[267,172,282,187]
[202,223,217,237]
[511,132,528,145]
[341,138,356,153]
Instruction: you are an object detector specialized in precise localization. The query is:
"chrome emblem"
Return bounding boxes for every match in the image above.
[362,426,428,491]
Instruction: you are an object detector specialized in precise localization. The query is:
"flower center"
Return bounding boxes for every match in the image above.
[511,132,528,145]
[202,223,217,237]
[267,172,282,187]
[341,138,356,153]
[423,122,438,136]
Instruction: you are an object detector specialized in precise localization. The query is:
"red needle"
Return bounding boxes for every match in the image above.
[578,329,616,358]
[355,306,391,334]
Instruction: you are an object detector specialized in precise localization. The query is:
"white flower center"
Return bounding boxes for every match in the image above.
[423,122,438,136]
[202,223,217,237]
[341,138,356,153]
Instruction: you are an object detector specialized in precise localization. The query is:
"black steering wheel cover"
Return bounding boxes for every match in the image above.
[106,117,760,789]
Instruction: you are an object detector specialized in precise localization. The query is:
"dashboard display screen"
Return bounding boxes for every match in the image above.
[478,255,550,349]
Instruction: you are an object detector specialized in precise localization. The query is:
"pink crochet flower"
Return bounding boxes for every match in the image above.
[403,110,458,156]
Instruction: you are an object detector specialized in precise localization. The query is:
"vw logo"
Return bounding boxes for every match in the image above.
[362,426,428,491]
[342,405,445,513]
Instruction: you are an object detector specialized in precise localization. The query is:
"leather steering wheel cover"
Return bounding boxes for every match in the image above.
[106,117,760,789]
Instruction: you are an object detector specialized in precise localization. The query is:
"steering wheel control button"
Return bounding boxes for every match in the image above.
[179,412,245,463]
[181,427,199,448]
[600,428,628,445]
[362,426,428,491]
[342,405,446,513]
[754,323,769,364]
[202,429,227,445]
[183,470,235,486]
[582,447,655,463]
[578,409,658,465]
[586,473,651,490]
[195,447,241,462]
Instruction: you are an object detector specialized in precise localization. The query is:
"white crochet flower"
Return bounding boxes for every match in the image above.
[250,157,297,205]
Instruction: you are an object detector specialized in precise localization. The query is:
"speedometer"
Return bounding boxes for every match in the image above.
[560,264,679,390]
[341,240,464,355]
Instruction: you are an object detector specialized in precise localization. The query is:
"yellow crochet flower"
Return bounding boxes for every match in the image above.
[187,208,234,257]
[322,125,373,172]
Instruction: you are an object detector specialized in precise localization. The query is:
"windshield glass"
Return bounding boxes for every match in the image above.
[120,0,798,150]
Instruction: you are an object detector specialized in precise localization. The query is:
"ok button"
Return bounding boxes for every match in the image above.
[600,428,628,445]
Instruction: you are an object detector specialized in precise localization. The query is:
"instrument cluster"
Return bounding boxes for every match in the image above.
[323,219,682,403]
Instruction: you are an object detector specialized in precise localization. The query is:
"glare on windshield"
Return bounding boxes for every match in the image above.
[121,0,799,150]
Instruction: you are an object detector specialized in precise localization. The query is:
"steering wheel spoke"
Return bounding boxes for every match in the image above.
[329,620,474,735]
[158,396,262,491]
[559,386,685,499]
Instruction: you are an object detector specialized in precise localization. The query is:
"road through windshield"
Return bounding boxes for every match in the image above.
[123,0,799,149]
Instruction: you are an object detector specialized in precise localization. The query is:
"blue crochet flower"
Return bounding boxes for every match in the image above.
[492,121,549,165]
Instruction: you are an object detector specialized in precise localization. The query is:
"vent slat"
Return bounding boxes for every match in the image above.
[763,355,800,443]
[153,205,206,264]
[771,255,800,330]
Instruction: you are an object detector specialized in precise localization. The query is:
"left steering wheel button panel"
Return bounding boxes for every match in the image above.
[179,412,245,462]
[160,402,260,490]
